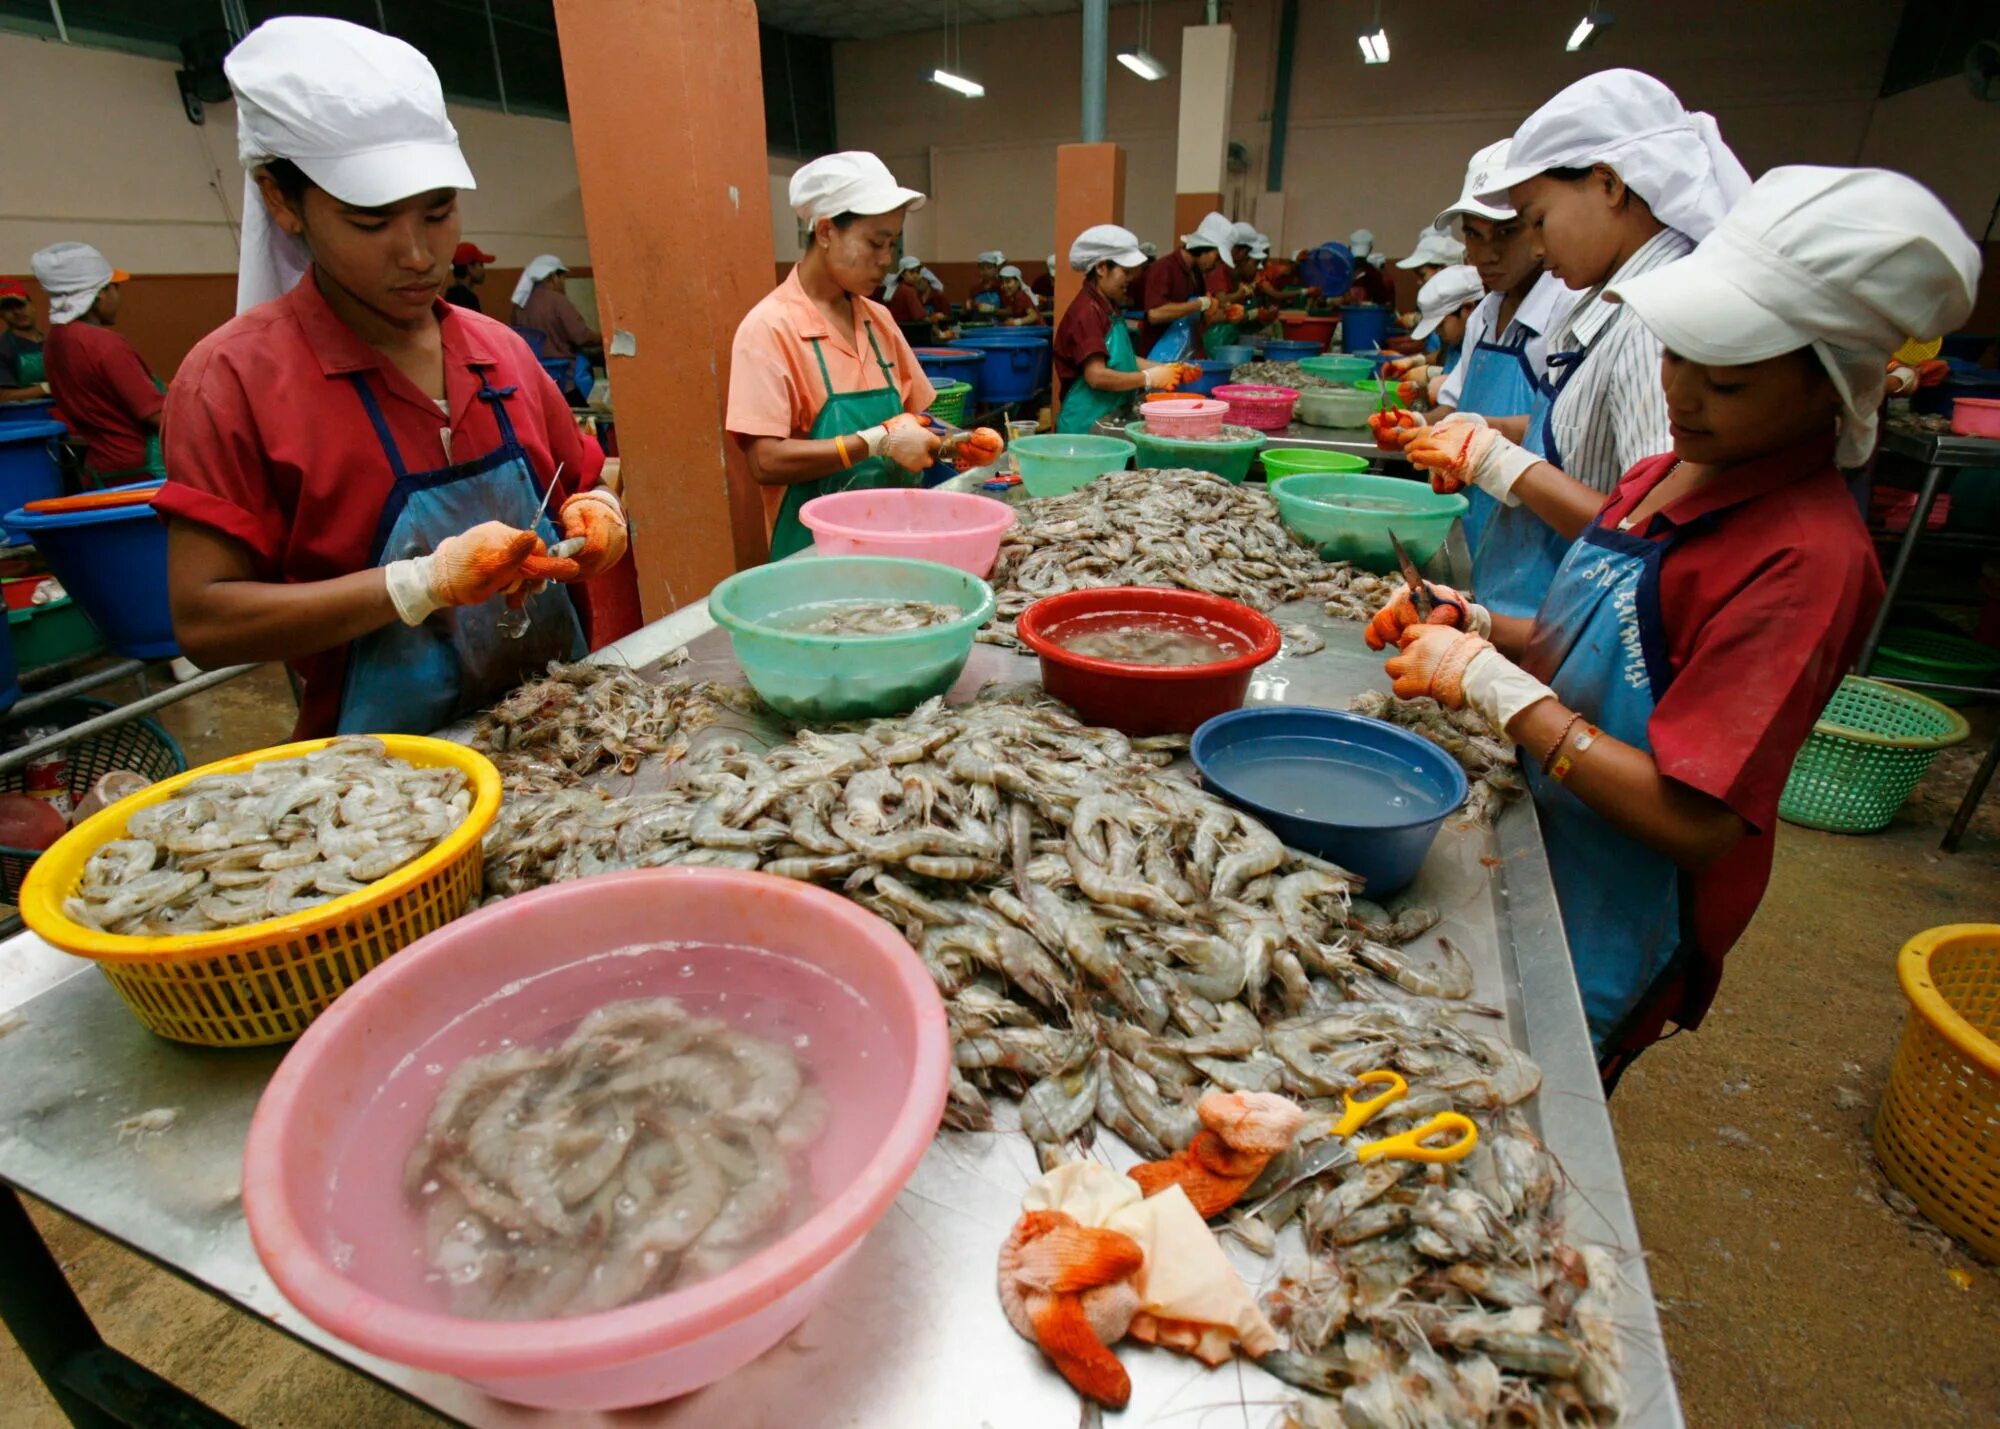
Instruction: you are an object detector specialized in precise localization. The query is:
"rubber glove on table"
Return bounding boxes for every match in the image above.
[1363,581,1491,651]
[383,521,576,626]
[557,489,628,578]
[1385,625,1555,733]
[996,1207,1144,1408]
[1368,408,1424,451]
[942,426,1005,471]
[1404,413,1539,501]
[857,412,942,473]
[1127,1091,1305,1218]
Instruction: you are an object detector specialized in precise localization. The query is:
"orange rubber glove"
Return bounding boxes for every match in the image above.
[556,489,628,579]
[1146,363,1200,393]
[997,1209,1145,1408]
[1127,1093,1304,1219]
[1363,581,1490,651]
[943,426,1005,471]
[1405,414,1538,499]
[385,521,570,625]
[1385,625,1493,708]
[1368,408,1424,451]
[1917,358,1951,388]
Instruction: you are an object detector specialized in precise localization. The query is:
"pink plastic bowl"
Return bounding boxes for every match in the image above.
[1139,396,1229,439]
[1950,396,2000,439]
[241,868,949,1411]
[1211,383,1301,432]
[799,487,1016,577]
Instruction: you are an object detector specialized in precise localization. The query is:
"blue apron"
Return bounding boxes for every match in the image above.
[1451,326,1541,552]
[1520,516,1684,1054]
[1470,345,1585,619]
[338,371,585,734]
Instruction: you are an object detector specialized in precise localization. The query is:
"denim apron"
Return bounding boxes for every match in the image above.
[1452,326,1541,553]
[1470,345,1587,619]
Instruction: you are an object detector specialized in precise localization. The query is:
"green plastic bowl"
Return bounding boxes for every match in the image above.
[1293,386,1379,428]
[1298,354,1376,385]
[1353,378,1407,411]
[708,556,995,721]
[1124,421,1266,483]
[1269,471,1466,573]
[1260,449,1373,482]
[1011,434,1135,498]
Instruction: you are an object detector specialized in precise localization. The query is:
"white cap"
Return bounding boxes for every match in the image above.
[977,250,1005,266]
[1069,223,1148,272]
[999,264,1023,281]
[1140,241,1159,258]
[790,151,926,225]
[1348,228,1376,257]
[1367,253,1388,268]
[1477,69,1750,243]
[897,255,923,272]
[1397,230,1466,269]
[1409,264,1485,340]
[30,242,125,325]
[1611,165,1981,467]
[1250,233,1272,260]
[1437,140,1517,228]
[226,17,476,314]
[1046,253,1057,270]
[509,255,566,310]
[1227,221,1261,254]
[1183,211,1236,252]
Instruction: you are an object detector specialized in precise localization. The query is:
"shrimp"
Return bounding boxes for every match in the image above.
[1351,935,1474,1001]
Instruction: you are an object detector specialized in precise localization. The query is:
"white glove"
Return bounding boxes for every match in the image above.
[1421,412,1540,506]
[1461,647,1557,732]
[1195,296,1213,314]
[855,415,941,473]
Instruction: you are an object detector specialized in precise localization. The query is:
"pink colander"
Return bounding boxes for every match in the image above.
[241,867,949,1411]
[1210,383,1301,431]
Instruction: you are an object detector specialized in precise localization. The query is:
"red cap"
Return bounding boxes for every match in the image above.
[0,278,27,304]
[453,242,496,265]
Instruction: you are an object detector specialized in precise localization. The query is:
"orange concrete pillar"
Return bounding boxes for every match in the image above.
[551,0,773,613]
[1052,143,1126,426]
[1173,193,1224,243]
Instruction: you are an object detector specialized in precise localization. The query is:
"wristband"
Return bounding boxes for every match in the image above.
[1549,723,1600,784]
[1540,712,1586,776]
[835,433,853,469]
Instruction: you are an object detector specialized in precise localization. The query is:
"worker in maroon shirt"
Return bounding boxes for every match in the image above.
[1374,167,1978,1086]
[1031,255,1055,305]
[994,266,1044,327]
[1138,211,1236,353]
[1052,225,1197,434]
[29,242,165,484]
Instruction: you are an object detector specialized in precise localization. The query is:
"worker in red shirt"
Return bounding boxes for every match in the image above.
[155,17,627,738]
[445,240,493,312]
[1052,225,1196,434]
[29,243,165,484]
[995,266,1044,327]
[1031,255,1055,305]
[1138,212,1234,354]
[1374,166,1978,1085]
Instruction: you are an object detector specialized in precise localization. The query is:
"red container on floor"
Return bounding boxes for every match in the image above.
[1210,383,1300,432]
[1870,486,1951,534]
[1016,587,1280,735]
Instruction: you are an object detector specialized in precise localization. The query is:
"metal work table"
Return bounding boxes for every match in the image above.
[1093,412,1410,470]
[0,596,1679,1427]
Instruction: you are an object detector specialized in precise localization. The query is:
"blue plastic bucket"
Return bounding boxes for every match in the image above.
[1340,306,1394,354]
[1184,359,1235,396]
[0,421,65,514]
[1212,344,1256,366]
[0,398,57,427]
[950,329,1051,406]
[1191,705,1466,892]
[1263,339,1322,362]
[539,355,593,400]
[915,347,985,406]
[3,484,178,659]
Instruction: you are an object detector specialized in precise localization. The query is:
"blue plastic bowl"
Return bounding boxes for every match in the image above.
[1191,706,1467,892]
[1213,344,1256,366]
[1264,339,1322,362]
[3,484,178,660]
[0,398,57,427]
[952,329,1051,406]
[0,421,66,515]
[1184,359,1235,396]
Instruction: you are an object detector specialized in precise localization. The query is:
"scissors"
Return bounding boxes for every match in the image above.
[1388,530,1435,620]
[498,461,566,640]
[1246,1070,1479,1209]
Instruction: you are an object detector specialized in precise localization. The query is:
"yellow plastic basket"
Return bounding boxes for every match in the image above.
[18,735,501,1048]
[1875,924,2000,1260]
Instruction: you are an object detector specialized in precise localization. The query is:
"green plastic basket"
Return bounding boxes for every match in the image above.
[9,597,103,671]
[1870,626,2000,707]
[926,380,972,427]
[1777,677,1970,833]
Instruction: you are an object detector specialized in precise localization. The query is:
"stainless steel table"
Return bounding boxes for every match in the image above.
[0,597,1680,1428]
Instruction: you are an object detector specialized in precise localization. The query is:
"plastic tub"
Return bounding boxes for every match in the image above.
[1870,626,2000,707]
[914,347,984,405]
[949,329,1051,406]
[1353,378,1407,411]
[3,485,175,659]
[1293,386,1379,429]
[1269,471,1467,572]
[1010,434,1135,499]
[707,555,994,721]
[1192,706,1467,893]
[1264,337,1325,362]
[1123,421,1266,483]
[1298,354,1376,385]
[1141,397,1229,440]
[1183,359,1236,397]
[1260,449,1373,482]
[1211,344,1256,366]
[798,487,1016,577]
[1950,396,2000,438]
[1210,384,1300,432]
[0,599,15,714]
[1017,587,1280,736]
[9,595,101,669]
[1777,676,1969,832]
[1277,314,1336,347]
[0,421,65,514]
[1340,305,1394,354]
[241,866,949,1410]
[0,397,57,427]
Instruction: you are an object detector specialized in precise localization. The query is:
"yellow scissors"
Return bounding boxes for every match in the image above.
[1248,1070,1479,1209]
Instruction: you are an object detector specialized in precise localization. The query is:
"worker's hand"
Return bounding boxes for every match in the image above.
[861,412,943,473]
[1387,625,1555,732]
[1885,357,1952,396]
[1128,1093,1304,1219]
[997,1209,1144,1409]
[1362,582,1490,651]
[1381,355,1428,382]
[384,521,572,626]
[1917,357,1951,388]
[1368,408,1424,451]
[1144,363,1198,392]
[945,426,1005,470]
[1405,413,1537,500]
[557,488,628,578]
[1194,296,1214,315]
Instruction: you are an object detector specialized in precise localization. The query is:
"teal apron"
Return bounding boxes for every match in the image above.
[1519,515,1685,1062]
[16,350,44,385]
[1470,343,1587,619]
[1057,299,1138,435]
[1452,324,1542,553]
[769,325,914,561]
[85,372,168,488]
[338,370,585,733]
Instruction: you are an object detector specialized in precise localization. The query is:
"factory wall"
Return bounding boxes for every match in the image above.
[832,0,2000,271]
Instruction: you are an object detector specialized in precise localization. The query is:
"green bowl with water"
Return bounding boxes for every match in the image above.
[1011,433,1135,498]
[1259,449,1372,483]
[708,555,995,721]
[1298,354,1376,385]
[1270,471,1466,573]
[1124,421,1266,483]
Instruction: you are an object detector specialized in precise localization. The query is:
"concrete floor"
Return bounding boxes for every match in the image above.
[2,666,1995,1427]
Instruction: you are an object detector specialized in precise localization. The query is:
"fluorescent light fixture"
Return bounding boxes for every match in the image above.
[930,67,985,97]
[1357,27,1389,63]
[1566,9,1611,50]
[1116,47,1169,80]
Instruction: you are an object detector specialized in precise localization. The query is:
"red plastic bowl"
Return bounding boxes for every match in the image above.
[1017,587,1281,735]
[1281,314,1338,346]
[1210,383,1300,432]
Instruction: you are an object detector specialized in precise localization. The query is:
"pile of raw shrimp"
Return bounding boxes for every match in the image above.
[1349,689,1528,826]
[472,668,1625,1422]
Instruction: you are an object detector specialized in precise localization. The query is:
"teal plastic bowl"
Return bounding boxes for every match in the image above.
[1298,354,1375,385]
[1012,434,1135,498]
[1269,471,1467,573]
[708,556,995,721]
[1125,421,1266,483]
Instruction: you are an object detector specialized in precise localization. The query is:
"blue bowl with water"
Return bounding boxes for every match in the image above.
[1191,705,1467,892]
[1263,338,1322,362]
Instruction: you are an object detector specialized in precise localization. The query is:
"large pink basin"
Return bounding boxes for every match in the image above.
[241,868,949,1410]
[800,486,1016,576]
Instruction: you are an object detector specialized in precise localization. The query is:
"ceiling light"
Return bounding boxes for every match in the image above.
[1357,27,1389,64]
[931,67,985,97]
[1566,8,1611,50]
[1116,47,1169,81]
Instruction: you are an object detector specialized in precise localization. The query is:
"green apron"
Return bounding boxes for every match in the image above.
[1201,321,1242,357]
[1056,303,1138,435]
[15,350,44,385]
[769,326,914,561]
[85,372,167,488]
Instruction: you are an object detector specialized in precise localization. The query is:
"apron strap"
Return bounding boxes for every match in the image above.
[475,373,530,457]
[345,373,409,480]
[860,323,899,389]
